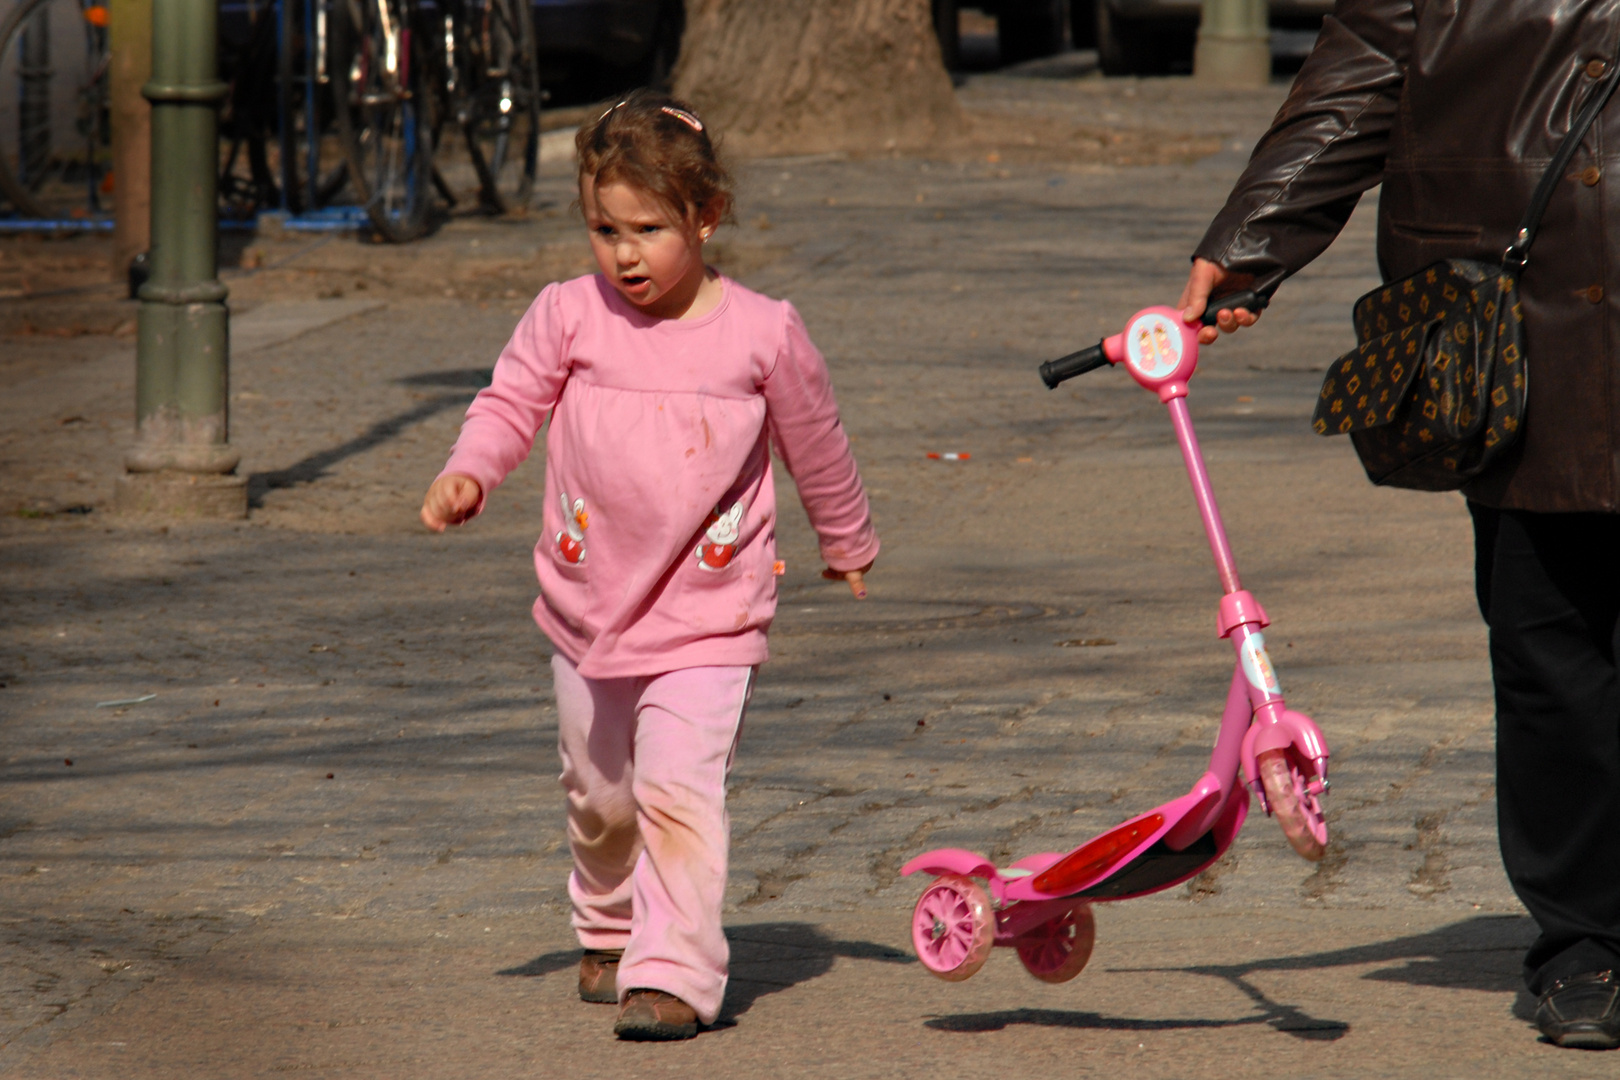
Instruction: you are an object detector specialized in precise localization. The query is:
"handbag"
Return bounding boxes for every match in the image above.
[1312,53,1620,491]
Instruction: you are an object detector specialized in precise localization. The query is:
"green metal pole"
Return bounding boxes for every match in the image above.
[1194,0,1270,87]
[118,0,244,517]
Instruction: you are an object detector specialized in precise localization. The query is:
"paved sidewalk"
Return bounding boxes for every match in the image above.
[0,72,1595,1076]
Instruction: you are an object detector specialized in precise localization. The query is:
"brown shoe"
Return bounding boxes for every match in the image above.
[578,949,623,1004]
[613,988,699,1041]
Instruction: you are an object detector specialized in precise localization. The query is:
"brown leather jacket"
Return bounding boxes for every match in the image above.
[1195,0,1620,511]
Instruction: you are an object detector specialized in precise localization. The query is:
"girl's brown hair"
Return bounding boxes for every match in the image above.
[575,89,735,226]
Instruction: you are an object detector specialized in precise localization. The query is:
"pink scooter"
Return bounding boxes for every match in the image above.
[903,294,1330,984]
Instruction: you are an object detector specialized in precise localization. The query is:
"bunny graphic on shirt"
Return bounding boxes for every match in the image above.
[695,502,744,571]
[556,492,588,565]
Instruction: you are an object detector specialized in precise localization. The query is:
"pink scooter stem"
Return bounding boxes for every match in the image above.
[1098,308,1243,597]
[1165,396,1241,595]
[1167,389,1311,776]
[1097,306,1329,790]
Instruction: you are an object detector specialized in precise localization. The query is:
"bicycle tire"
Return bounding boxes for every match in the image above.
[455,0,540,214]
[0,0,110,218]
[329,0,437,241]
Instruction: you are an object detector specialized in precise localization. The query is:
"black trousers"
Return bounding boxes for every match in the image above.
[1470,502,1620,993]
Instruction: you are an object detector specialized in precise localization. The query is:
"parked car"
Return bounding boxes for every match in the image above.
[533,0,683,93]
[933,0,1068,68]
[1083,0,1330,75]
[934,0,1328,76]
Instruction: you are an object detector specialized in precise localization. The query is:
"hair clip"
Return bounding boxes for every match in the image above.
[660,105,704,133]
[597,100,628,122]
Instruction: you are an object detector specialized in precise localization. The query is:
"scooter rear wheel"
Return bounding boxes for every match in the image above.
[1015,903,1095,984]
[911,873,994,981]
[1258,748,1328,861]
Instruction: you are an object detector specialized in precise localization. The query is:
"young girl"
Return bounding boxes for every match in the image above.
[420,90,878,1041]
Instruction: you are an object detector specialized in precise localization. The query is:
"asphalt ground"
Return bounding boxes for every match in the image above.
[1,69,1604,1076]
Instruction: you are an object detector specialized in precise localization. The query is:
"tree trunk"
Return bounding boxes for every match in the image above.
[672,0,961,157]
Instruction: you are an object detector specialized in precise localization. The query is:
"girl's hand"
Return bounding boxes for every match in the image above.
[822,560,875,600]
[421,474,483,532]
[1179,257,1260,345]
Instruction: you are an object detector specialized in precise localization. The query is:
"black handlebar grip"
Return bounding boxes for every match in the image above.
[1200,289,1269,326]
[1039,342,1109,389]
[1041,292,1272,388]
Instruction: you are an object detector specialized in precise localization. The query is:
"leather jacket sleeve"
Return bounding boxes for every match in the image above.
[1193,0,1416,293]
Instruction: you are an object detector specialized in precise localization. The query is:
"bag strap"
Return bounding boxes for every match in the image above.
[1504,52,1620,271]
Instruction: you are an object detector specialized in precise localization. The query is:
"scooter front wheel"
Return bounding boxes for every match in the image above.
[911,873,994,981]
[1015,903,1096,984]
[1258,748,1327,861]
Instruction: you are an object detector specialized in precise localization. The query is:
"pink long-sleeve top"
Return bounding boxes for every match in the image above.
[438,272,880,679]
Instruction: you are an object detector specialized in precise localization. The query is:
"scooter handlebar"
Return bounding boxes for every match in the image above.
[1198,288,1268,325]
[1038,342,1109,388]
[1038,290,1271,389]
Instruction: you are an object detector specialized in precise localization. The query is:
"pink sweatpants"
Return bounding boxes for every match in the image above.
[553,653,753,1025]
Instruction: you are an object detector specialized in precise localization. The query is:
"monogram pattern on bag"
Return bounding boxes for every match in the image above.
[1312,261,1527,491]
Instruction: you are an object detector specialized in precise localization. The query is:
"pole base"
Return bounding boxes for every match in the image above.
[114,470,247,520]
[1193,35,1272,88]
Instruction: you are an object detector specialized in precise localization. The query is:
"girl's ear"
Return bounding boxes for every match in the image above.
[697,198,725,241]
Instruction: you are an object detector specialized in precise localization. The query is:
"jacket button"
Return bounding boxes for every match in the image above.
[1587,285,1606,303]
[1582,165,1602,186]
[1588,58,1609,78]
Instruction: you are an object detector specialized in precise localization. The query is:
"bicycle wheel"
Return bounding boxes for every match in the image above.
[0,0,110,218]
[330,0,436,241]
[220,1,351,222]
[277,0,350,213]
[451,0,539,214]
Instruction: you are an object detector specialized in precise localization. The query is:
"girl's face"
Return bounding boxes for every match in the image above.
[581,178,718,319]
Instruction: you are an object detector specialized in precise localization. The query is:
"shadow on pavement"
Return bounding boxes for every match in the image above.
[496,948,578,980]
[1132,914,1535,992]
[395,368,493,390]
[926,1007,1310,1037]
[497,921,913,1024]
[928,915,1536,1043]
[247,394,475,504]
[721,922,913,1023]
[246,368,492,505]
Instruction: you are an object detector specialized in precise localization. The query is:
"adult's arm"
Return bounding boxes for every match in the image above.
[1194,0,1416,293]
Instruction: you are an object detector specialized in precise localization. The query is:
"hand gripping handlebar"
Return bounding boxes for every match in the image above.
[1038,289,1270,389]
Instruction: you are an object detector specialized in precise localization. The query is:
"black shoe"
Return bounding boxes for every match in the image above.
[1536,970,1620,1049]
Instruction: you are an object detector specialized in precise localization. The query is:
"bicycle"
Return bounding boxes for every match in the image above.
[439,0,541,214]
[0,0,110,219]
[218,0,352,222]
[328,0,439,241]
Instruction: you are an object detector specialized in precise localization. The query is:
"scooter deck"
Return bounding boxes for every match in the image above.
[1072,828,1219,899]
